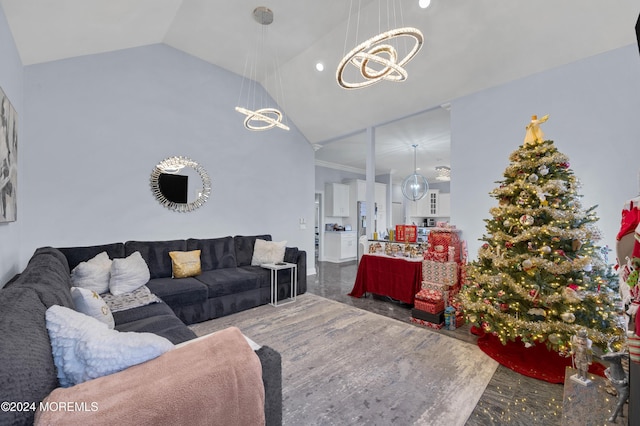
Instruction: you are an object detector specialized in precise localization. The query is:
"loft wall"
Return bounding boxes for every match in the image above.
[451,44,640,259]
[0,5,23,284]
[20,44,315,273]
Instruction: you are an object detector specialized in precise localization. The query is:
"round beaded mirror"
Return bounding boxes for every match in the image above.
[150,156,211,212]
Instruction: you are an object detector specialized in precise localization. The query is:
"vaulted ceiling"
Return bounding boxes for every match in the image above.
[2,0,638,181]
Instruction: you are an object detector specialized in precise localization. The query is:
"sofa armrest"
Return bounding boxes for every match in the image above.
[35,327,265,426]
[284,247,306,295]
[256,346,282,426]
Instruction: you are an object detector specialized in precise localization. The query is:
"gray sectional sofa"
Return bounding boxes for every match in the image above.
[58,234,307,325]
[0,234,306,425]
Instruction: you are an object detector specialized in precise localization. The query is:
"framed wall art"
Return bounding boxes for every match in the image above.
[0,85,17,223]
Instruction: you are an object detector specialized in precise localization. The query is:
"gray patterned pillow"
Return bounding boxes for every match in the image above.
[101,285,162,313]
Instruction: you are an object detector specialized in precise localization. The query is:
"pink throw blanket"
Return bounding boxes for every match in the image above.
[35,327,265,426]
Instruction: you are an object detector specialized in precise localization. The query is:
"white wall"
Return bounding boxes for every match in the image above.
[451,44,640,260]
[0,5,23,284]
[19,44,315,274]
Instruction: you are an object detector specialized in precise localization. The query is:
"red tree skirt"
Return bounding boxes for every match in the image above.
[473,328,606,384]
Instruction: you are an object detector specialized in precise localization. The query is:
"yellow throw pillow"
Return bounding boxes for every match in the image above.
[168,250,202,278]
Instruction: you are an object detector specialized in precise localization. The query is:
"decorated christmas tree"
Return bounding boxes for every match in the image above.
[460,115,625,354]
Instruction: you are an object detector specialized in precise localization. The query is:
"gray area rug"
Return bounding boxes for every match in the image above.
[189,294,498,425]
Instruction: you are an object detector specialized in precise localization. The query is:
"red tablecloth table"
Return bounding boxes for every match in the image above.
[349,254,423,305]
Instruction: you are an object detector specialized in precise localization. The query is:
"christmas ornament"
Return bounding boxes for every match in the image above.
[500,303,509,312]
[528,308,546,317]
[519,215,534,226]
[548,334,560,344]
[505,241,513,249]
[541,245,552,254]
[536,190,547,203]
[524,114,549,145]
[562,286,583,303]
[561,312,576,323]
[503,219,511,228]
[572,239,582,251]
[522,259,534,270]
[538,165,549,176]
[528,173,539,183]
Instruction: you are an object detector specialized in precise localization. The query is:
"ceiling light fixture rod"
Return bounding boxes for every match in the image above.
[235,6,289,131]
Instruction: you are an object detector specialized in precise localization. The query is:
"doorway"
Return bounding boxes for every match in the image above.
[315,192,324,262]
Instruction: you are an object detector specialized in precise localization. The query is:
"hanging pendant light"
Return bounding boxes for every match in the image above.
[402,144,429,201]
[337,0,423,89]
[235,6,289,131]
[435,165,451,181]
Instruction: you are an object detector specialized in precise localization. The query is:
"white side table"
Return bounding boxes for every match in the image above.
[261,262,297,307]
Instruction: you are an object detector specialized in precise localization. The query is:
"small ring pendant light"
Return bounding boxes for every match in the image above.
[402,144,429,201]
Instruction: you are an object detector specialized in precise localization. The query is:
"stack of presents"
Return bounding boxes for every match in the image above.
[411,225,467,330]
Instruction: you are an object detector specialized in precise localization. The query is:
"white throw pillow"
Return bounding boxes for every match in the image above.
[109,251,151,296]
[70,287,115,329]
[45,305,174,387]
[251,239,287,266]
[70,251,112,294]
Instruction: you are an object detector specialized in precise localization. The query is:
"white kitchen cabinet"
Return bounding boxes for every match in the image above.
[412,189,439,217]
[425,189,439,216]
[324,232,357,262]
[325,183,350,217]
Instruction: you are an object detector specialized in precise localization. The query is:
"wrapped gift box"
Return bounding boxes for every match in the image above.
[422,260,458,286]
[456,313,465,328]
[410,317,444,329]
[411,308,444,324]
[428,230,462,262]
[414,298,445,314]
[395,225,417,243]
[424,249,448,262]
[415,287,443,303]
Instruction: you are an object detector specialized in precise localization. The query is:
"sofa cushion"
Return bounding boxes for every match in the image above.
[125,240,187,279]
[239,265,290,287]
[70,251,112,294]
[101,285,162,313]
[45,305,174,387]
[196,268,261,298]
[234,234,271,267]
[0,287,59,426]
[112,300,179,325]
[284,246,300,264]
[71,287,115,329]
[187,237,237,270]
[6,247,75,309]
[251,239,287,266]
[57,242,125,271]
[145,277,208,307]
[115,314,196,344]
[168,250,202,278]
[109,251,151,295]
